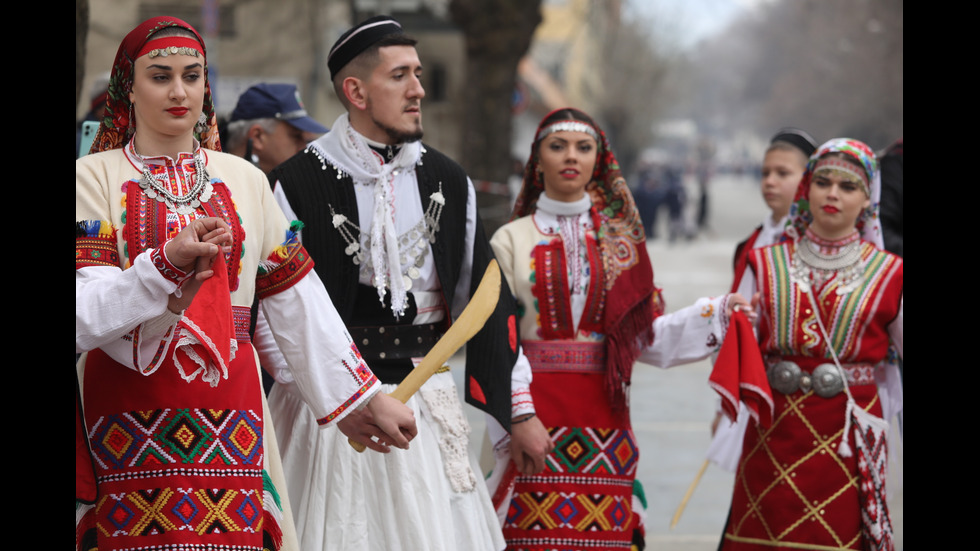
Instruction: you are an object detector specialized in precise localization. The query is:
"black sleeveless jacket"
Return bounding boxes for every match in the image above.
[269,144,519,431]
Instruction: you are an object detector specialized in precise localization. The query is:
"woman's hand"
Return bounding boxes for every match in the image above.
[164,217,233,273]
[165,218,233,313]
[727,292,758,323]
[510,413,553,475]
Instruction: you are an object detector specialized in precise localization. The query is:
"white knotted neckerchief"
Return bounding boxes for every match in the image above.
[315,113,423,317]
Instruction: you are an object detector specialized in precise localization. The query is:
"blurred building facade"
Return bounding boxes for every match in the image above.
[79,0,629,176]
[79,0,468,161]
[512,0,621,157]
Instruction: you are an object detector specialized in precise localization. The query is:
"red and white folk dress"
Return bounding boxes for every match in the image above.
[721,230,903,551]
[76,142,379,551]
[490,194,732,551]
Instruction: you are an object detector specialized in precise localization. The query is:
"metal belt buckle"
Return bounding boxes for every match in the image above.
[769,361,801,395]
[768,360,845,397]
[811,363,844,398]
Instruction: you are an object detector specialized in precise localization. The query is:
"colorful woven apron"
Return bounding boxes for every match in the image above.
[503,341,640,551]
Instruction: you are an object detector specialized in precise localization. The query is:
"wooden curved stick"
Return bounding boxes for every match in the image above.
[349,259,502,452]
[671,459,709,529]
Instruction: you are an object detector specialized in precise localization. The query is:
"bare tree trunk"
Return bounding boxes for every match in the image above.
[449,0,542,183]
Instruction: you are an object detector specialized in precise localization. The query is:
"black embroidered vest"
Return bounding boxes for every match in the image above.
[269,144,519,430]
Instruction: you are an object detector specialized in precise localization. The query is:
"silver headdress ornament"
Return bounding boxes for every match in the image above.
[147,46,201,58]
[536,121,599,143]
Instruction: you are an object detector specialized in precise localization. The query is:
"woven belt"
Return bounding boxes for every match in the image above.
[522,340,605,373]
[232,305,252,343]
[766,357,876,397]
[349,323,444,362]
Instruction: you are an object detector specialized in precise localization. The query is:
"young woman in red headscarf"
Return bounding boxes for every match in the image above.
[75,16,416,551]
[719,138,903,551]
[485,108,750,551]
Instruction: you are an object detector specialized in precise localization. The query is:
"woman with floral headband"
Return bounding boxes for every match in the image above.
[485,108,750,551]
[75,16,416,550]
[719,138,903,550]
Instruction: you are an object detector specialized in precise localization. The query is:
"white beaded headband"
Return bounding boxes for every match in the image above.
[536,121,599,143]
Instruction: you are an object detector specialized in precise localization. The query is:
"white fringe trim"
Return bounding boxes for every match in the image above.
[173,318,238,388]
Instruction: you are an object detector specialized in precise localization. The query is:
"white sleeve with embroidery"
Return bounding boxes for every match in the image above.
[266,181,383,424]
[253,306,292,384]
[876,295,904,422]
[260,253,381,427]
[251,176,384,426]
[76,253,183,365]
[889,296,903,359]
[637,295,728,368]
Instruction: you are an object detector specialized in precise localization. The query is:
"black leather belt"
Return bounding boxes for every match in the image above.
[349,323,445,384]
[349,322,444,361]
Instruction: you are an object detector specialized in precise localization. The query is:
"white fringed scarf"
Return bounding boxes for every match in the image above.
[312,114,422,317]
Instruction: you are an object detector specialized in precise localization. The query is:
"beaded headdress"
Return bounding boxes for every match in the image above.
[811,157,870,197]
[136,35,202,60]
[534,120,600,143]
[89,16,220,154]
[788,138,881,247]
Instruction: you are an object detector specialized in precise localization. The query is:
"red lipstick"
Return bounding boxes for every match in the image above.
[821,205,840,213]
[167,107,189,116]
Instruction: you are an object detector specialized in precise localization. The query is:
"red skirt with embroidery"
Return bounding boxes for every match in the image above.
[722,376,882,550]
[503,341,640,551]
[77,335,273,551]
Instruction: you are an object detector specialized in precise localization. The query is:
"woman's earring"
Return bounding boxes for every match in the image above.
[195,112,208,134]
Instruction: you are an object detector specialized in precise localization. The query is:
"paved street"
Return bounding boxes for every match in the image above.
[454,173,903,550]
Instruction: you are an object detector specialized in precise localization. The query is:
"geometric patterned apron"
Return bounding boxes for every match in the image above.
[79,331,270,551]
[503,341,641,551]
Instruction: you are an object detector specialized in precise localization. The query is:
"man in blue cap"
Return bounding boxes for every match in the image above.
[226,83,328,175]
